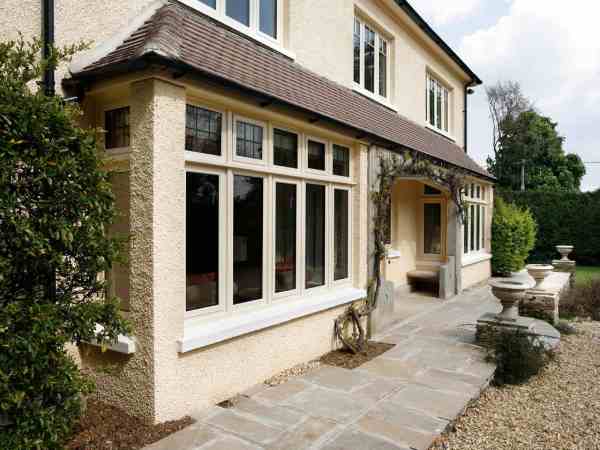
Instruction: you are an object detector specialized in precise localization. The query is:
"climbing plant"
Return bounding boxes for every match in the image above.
[334,150,468,353]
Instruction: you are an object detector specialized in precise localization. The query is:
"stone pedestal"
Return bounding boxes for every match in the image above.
[553,260,576,288]
[368,280,395,335]
[476,313,560,350]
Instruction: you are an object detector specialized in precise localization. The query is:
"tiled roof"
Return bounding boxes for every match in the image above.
[75,1,492,179]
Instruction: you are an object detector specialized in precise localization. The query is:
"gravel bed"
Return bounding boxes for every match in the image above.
[431,321,600,450]
[264,360,322,386]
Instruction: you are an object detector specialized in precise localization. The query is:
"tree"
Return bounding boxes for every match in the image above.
[0,38,129,449]
[486,83,586,191]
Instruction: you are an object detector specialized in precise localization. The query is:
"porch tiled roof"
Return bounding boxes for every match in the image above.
[74,1,492,179]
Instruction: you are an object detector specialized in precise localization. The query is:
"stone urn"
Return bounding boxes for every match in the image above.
[526,264,554,289]
[556,245,574,261]
[489,278,535,321]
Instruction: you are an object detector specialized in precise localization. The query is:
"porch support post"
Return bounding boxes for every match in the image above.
[447,201,463,295]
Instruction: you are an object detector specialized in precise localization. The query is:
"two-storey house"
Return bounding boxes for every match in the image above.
[0,0,493,423]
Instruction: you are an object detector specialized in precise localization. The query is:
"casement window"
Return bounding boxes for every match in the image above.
[463,183,487,256]
[423,202,442,255]
[426,74,450,134]
[353,17,389,99]
[195,0,280,41]
[184,103,354,316]
[105,107,130,149]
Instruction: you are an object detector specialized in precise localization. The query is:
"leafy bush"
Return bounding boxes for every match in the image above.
[0,38,129,449]
[499,190,600,265]
[484,329,554,385]
[491,198,537,276]
[561,279,600,321]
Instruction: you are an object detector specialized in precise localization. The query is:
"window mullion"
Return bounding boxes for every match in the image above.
[360,22,365,88]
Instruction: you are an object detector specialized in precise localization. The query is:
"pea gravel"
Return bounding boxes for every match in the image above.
[431,321,600,450]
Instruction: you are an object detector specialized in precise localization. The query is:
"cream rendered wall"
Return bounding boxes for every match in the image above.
[462,260,491,289]
[384,180,419,287]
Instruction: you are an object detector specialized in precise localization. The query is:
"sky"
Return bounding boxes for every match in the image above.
[408,0,600,192]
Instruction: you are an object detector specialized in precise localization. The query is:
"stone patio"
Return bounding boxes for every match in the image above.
[144,285,498,450]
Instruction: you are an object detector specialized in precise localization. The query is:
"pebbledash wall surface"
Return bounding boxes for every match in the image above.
[0,0,492,422]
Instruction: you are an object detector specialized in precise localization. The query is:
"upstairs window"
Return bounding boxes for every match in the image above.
[200,0,279,40]
[353,17,389,99]
[186,105,222,156]
[333,145,350,177]
[426,74,450,134]
[105,107,130,149]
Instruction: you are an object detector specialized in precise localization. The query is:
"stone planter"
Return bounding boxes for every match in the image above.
[526,264,554,289]
[556,245,574,261]
[489,278,535,321]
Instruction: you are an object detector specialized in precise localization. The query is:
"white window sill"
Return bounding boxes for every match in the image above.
[424,123,456,142]
[84,324,136,355]
[178,287,366,353]
[386,249,402,259]
[462,252,492,267]
[352,85,397,112]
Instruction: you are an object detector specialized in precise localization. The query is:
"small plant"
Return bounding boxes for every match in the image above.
[555,320,578,336]
[561,279,600,321]
[483,329,554,385]
[491,198,537,276]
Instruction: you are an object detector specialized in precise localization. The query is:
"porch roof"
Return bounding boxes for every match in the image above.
[69,1,492,180]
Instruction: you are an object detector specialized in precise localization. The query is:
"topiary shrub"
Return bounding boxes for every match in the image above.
[484,329,554,385]
[0,38,129,449]
[491,197,537,276]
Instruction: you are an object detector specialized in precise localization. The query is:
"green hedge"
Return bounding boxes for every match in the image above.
[491,198,537,276]
[499,190,600,265]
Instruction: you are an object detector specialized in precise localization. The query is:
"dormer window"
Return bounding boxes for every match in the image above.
[353,17,389,100]
[426,73,450,134]
[194,0,280,42]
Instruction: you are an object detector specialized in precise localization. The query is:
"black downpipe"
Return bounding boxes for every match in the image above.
[42,0,55,96]
[463,87,468,153]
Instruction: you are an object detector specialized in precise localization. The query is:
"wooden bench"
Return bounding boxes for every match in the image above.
[407,269,439,293]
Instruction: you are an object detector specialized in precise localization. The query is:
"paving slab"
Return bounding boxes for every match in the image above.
[300,364,375,392]
[388,384,471,420]
[320,428,409,450]
[356,357,424,380]
[232,397,306,428]
[144,423,219,450]
[203,409,284,446]
[252,379,309,404]
[265,416,338,450]
[200,435,264,450]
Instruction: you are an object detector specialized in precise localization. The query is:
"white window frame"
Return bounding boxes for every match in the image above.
[353,16,391,103]
[178,0,290,58]
[232,114,268,166]
[331,185,353,286]
[426,73,452,137]
[183,103,358,329]
[463,183,488,260]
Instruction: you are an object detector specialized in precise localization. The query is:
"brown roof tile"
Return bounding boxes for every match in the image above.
[77,1,491,179]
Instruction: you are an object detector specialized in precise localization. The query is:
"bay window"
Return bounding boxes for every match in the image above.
[184,102,354,318]
[353,17,389,99]
[426,73,450,134]
[463,183,487,256]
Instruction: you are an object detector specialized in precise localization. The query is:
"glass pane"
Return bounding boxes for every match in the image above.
[307,140,326,170]
[476,205,481,251]
[379,38,387,97]
[436,82,442,129]
[275,183,297,293]
[199,0,216,8]
[429,78,435,126]
[353,19,361,84]
[334,189,349,281]
[105,107,130,149]
[333,145,350,177]
[481,206,486,249]
[234,175,263,304]
[306,184,325,289]
[273,129,298,168]
[226,0,250,26]
[259,0,277,38]
[186,172,219,311]
[443,89,449,132]
[236,121,263,159]
[470,204,475,252]
[186,105,222,155]
[424,203,441,255]
[364,26,375,93]
[463,212,469,255]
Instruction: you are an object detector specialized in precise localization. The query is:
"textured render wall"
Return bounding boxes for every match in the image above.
[462,259,492,289]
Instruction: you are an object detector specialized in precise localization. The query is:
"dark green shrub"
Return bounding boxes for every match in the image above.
[491,198,537,276]
[484,329,554,385]
[499,190,600,265]
[0,38,129,449]
[561,279,600,321]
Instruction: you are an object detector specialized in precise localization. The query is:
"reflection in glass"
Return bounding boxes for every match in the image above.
[274,129,298,168]
[306,184,325,289]
[259,0,277,38]
[353,18,361,84]
[275,183,296,293]
[236,121,263,159]
[226,0,250,26]
[199,0,216,8]
[334,189,349,280]
[186,105,222,155]
[186,172,219,311]
[379,38,387,97]
[364,26,375,93]
[307,140,325,171]
[424,203,442,255]
[234,175,263,304]
[333,145,350,177]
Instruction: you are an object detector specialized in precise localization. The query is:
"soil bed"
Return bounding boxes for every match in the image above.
[66,399,193,450]
[431,321,600,450]
[320,341,395,370]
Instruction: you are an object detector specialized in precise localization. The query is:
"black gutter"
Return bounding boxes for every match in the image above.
[42,0,55,96]
[393,0,482,86]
